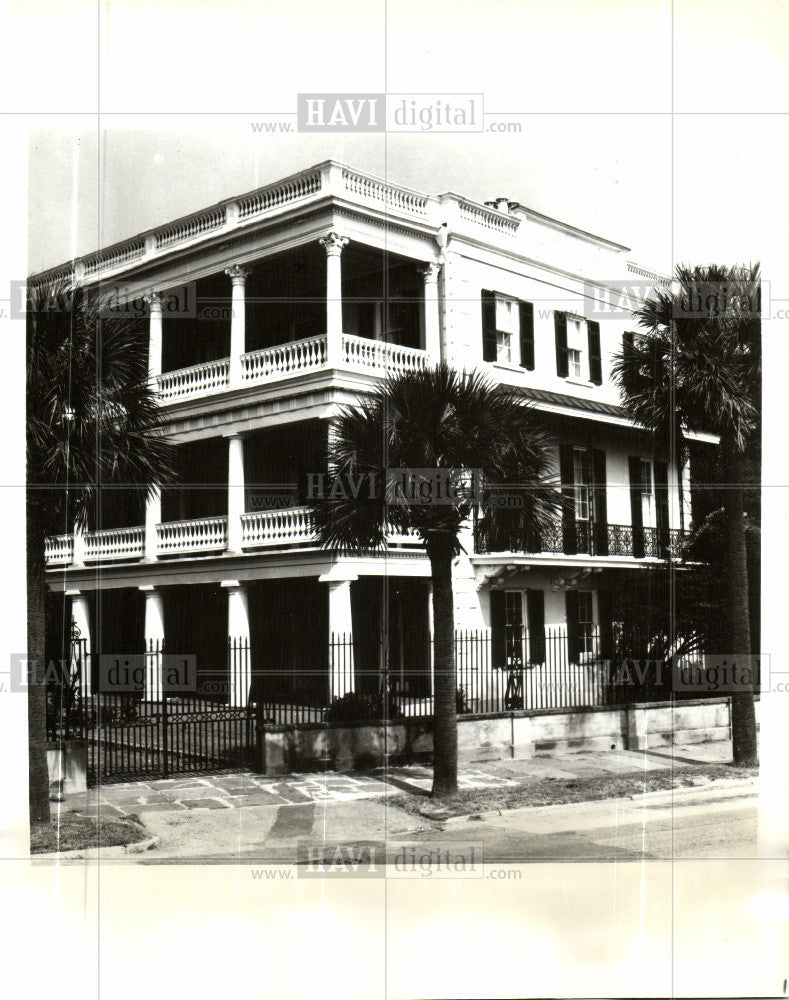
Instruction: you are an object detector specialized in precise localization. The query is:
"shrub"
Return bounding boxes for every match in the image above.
[326,690,404,725]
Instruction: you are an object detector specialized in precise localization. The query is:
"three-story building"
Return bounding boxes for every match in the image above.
[35,160,710,712]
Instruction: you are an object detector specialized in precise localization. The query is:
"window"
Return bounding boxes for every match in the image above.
[566,316,586,379]
[495,294,518,364]
[573,448,591,522]
[576,591,595,657]
[504,591,524,667]
[639,459,655,528]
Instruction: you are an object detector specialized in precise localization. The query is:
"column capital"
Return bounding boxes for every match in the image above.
[225,264,250,286]
[144,290,163,311]
[421,261,442,284]
[319,232,349,257]
[220,579,244,589]
[138,584,159,593]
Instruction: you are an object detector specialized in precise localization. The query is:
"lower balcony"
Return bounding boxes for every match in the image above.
[473,519,689,560]
[44,507,423,567]
[156,333,429,405]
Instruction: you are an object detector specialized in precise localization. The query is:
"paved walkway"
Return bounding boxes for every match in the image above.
[60,742,735,821]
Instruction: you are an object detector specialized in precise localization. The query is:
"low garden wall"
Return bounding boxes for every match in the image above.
[257,697,753,775]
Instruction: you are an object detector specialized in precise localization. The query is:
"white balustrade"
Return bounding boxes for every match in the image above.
[237,170,322,220]
[157,358,230,402]
[44,534,74,566]
[83,239,146,276]
[242,335,327,382]
[156,517,228,555]
[457,198,519,236]
[241,507,316,548]
[84,526,144,562]
[341,333,428,376]
[341,167,429,218]
[156,206,225,249]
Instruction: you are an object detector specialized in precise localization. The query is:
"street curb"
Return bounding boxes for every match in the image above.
[31,835,159,861]
[421,775,758,827]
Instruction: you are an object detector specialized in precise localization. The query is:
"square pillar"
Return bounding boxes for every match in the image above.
[322,574,356,701]
[223,580,251,708]
[319,232,348,367]
[226,432,245,554]
[140,586,164,701]
[144,486,161,561]
[421,262,442,360]
[67,590,92,697]
[225,265,249,387]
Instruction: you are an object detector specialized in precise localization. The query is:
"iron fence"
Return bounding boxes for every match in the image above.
[46,625,731,783]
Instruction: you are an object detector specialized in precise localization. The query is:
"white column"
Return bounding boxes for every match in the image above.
[141,586,165,700]
[325,577,355,700]
[68,590,92,697]
[226,432,245,554]
[225,265,249,387]
[223,580,251,708]
[144,487,161,561]
[422,262,442,360]
[319,232,348,366]
[72,523,86,568]
[146,291,163,383]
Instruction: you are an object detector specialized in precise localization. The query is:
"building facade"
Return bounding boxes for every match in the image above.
[35,160,710,712]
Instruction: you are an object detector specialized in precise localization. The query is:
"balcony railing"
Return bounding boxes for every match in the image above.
[241,507,316,548]
[84,526,144,562]
[158,358,230,403]
[340,333,428,376]
[44,533,75,566]
[474,518,689,560]
[45,509,425,566]
[156,333,429,405]
[156,517,228,555]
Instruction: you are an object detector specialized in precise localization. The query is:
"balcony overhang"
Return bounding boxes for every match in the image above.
[470,551,676,589]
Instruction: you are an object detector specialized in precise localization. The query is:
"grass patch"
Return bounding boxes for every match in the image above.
[388,763,758,820]
[30,814,148,854]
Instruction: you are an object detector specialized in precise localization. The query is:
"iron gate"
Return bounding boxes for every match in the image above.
[46,636,258,784]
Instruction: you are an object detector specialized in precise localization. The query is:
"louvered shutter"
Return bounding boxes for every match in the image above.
[519,300,535,370]
[554,311,568,377]
[588,319,602,384]
[481,290,496,362]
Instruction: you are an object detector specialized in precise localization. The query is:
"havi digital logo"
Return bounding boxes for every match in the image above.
[298,94,385,132]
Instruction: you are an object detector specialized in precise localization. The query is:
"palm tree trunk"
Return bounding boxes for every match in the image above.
[722,447,758,766]
[427,532,458,798]
[27,508,51,825]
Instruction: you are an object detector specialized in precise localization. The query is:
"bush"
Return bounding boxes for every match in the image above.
[326,690,404,725]
[456,687,471,714]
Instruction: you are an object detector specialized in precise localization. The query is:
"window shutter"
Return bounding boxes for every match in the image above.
[526,589,545,665]
[490,590,506,669]
[481,290,497,362]
[654,460,670,554]
[587,319,602,384]
[559,444,577,555]
[592,448,608,555]
[519,300,535,370]
[597,588,614,661]
[622,331,635,362]
[554,311,568,377]
[565,590,581,665]
[628,456,645,558]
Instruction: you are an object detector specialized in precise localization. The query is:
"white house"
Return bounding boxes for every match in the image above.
[34,160,710,713]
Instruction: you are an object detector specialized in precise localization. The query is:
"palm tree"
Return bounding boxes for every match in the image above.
[27,283,175,824]
[611,263,761,766]
[309,364,559,797]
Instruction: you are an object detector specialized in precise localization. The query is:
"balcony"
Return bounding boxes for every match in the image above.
[473,518,689,560]
[156,333,429,405]
[44,508,424,567]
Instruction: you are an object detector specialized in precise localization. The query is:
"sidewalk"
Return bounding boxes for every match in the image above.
[60,739,738,819]
[42,741,752,861]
